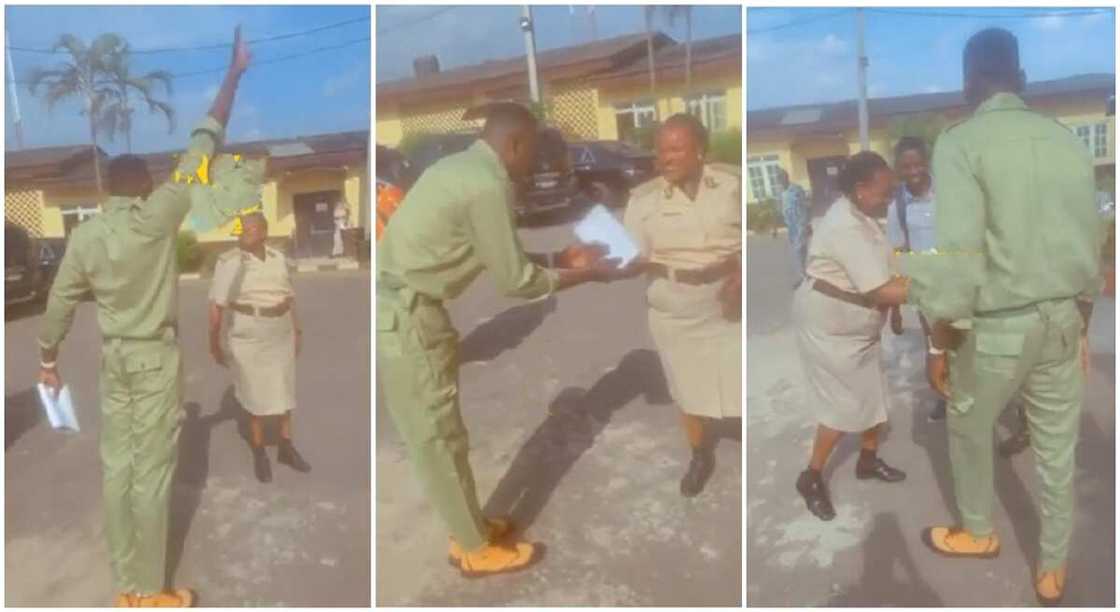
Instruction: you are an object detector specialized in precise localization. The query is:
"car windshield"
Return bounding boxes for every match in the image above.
[595,141,650,156]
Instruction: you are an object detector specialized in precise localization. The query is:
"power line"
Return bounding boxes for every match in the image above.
[865,7,1112,19]
[13,37,369,84]
[376,7,457,36]
[746,9,854,34]
[9,15,369,55]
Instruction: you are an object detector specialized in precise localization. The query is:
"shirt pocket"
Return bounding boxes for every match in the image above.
[649,209,705,252]
[124,350,164,374]
[375,305,403,358]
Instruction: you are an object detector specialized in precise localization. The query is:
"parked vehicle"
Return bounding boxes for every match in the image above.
[402,128,582,224]
[569,140,657,207]
[5,223,44,305]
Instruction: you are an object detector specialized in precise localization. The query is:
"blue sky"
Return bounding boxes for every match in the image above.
[747,7,1115,110]
[376,5,742,83]
[5,5,370,154]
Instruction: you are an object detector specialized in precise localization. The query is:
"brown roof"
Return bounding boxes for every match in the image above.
[747,73,1115,137]
[594,34,741,90]
[376,31,676,107]
[5,130,369,191]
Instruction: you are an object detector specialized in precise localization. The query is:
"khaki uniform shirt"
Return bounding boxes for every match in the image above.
[806,196,894,294]
[904,93,1103,321]
[40,117,237,350]
[209,246,294,309]
[623,163,742,268]
[377,140,557,301]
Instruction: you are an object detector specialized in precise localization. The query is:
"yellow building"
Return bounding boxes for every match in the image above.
[376,31,741,148]
[746,73,1115,208]
[5,130,370,261]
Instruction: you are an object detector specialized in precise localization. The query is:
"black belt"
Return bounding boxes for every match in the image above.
[648,259,736,285]
[812,279,875,309]
[230,302,290,317]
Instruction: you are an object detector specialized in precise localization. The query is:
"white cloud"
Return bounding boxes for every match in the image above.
[1034,15,1065,31]
[819,33,848,56]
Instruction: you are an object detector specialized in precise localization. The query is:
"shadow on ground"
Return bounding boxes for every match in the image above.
[459,297,557,364]
[483,349,672,530]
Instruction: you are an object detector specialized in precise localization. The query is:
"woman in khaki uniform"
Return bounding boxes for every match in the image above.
[792,152,910,521]
[624,114,742,497]
[209,212,310,483]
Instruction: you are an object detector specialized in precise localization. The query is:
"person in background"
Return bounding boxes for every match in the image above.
[331,202,349,258]
[36,26,252,607]
[209,212,310,483]
[910,29,1101,605]
[793,151,910,522]
[779,169,811,288]
[624,113,742,498]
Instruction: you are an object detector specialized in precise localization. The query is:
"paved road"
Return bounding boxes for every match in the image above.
[746,235,1115,606]
[375,214,742,606]
[5,271,371,607]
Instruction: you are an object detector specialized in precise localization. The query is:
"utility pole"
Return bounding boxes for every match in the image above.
[856,8,870,151]
[588,6,598,42]
[6,29,24,149]
[521,6,541,104]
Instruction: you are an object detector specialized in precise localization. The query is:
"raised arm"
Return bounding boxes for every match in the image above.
[138,26,253,237]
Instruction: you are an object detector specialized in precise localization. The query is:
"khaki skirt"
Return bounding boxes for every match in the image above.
[647,277,742,419]
[228,312,297,416]
[793,282,889,432]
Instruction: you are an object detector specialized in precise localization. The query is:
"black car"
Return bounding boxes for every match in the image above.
[569,140,657,207]
[5,223,45,305]
[402,128,582,224]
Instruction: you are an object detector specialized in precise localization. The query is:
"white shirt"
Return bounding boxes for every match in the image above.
[886,182,936,252]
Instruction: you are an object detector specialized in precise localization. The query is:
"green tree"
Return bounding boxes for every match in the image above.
[28,33,126,194]
[100,48,175,153]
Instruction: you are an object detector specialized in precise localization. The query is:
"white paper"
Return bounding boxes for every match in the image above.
[37,384,80,433]
[573,205,640,267]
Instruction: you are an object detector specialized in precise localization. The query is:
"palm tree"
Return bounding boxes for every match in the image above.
[28,33,125,194]
[100,48,175,153]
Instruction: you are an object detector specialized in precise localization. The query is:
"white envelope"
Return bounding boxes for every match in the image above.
[573,205,640,267]
[37,384,80,433]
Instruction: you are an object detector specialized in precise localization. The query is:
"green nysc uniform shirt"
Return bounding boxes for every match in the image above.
[38,116,263,594]
[900,93,1104,571]
[376,139,558,551]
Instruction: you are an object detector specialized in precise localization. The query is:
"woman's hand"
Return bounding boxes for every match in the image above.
[867,275,910,308]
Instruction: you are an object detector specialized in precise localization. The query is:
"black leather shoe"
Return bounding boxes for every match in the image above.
[278,439,312,473]
[855,457,906,482]
[680,448,714,497]
[253,447,272,483]
[796,469,835,521]
[998,429,1031,458]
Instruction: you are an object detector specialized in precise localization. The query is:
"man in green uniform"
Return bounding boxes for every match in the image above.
[37,27,254,608]
[905,29,1102,605]
[377,102,635,577]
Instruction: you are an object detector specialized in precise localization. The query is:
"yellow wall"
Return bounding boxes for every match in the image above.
[17,165,367,245]
[747,95,1115,203]
[596,74,742,141]
[377,111,405,147]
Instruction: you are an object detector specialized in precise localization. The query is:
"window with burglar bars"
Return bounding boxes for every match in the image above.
[686,92,727,132]
[746,154,782,201]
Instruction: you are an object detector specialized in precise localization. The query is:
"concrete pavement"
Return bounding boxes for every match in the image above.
[746,235,1115,606]
[5,271,371,607]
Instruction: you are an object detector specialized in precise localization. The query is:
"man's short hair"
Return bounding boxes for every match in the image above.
[481,102,538,138]
[894,136,929,161]
[107,155,151,194]
[660,113,709,151]
[241,210,267,227]
[964,28,1020,83]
